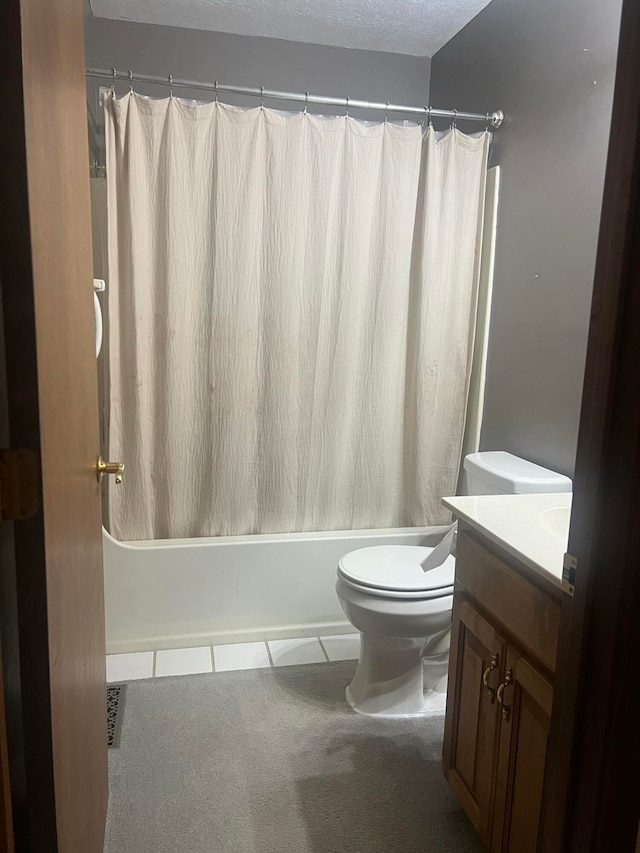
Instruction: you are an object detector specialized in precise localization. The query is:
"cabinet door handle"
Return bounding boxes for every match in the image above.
[497,667,513,721]
[482,653,500,703]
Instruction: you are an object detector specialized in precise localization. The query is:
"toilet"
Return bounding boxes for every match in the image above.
[335,451,572,718]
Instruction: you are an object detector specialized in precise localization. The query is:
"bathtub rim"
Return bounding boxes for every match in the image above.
[102,523,453,549]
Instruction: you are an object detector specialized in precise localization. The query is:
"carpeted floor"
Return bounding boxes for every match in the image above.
[105,661,482,853]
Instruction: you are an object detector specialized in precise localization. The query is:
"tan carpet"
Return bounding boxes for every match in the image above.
[105,661,482,853]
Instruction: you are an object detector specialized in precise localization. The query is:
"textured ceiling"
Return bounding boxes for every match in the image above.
[90,0,493,57]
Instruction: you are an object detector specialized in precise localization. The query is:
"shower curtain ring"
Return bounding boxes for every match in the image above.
[345,96,350,118]
[168,74,173,98]
[260,86,264,108]
[304,91,309,114]
[451,108,458,129]
[384,102,389,123]
[485,112,490,131]
[110,67,117,95]
[128,69,134,93]
[428,106,433,127]
[214,81,219,102]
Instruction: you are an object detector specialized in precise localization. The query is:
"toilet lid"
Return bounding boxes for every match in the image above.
[338,545,455,594]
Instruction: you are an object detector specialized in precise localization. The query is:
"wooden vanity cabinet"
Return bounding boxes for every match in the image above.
[443,597,506,842]
[443,525,561,852]
[491,645,554,852]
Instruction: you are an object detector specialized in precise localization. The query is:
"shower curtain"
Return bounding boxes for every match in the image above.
[105,93,489,540]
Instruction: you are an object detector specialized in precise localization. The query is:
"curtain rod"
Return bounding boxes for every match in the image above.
[86,67,505,128]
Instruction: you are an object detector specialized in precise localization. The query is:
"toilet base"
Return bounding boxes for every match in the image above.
[346,685,446,718]
[345,631,449,719]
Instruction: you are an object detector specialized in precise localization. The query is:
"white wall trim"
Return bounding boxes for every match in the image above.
[105,620,354,655]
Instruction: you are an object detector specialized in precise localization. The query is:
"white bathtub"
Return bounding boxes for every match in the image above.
[103,524,449,654]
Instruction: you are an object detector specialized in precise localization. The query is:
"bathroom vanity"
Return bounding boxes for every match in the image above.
[440,493,571,852]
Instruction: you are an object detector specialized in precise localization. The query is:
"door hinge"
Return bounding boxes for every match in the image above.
[562,552,577,597]
[0,448,39,521]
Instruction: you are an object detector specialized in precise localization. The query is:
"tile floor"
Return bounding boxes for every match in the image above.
[106,634,361,682]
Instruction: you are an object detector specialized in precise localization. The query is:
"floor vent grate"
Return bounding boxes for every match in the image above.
[107,683,127,748]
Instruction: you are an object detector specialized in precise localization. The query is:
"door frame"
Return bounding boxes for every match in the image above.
[0,646,13,853]
[541,0,640,848]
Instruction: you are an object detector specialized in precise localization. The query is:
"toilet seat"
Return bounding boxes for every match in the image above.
[337,545,455,601]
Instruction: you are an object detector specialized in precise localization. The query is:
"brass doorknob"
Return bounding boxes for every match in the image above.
[97,456,124,484]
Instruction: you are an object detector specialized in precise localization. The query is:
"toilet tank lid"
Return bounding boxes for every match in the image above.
[463,451,573,493]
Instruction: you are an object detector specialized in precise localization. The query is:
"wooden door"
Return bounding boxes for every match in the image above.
[443,598,505,844]
[0,0,108,849]
[491,646,554,853]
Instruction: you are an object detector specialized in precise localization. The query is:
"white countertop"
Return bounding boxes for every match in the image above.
[442,493,572,589]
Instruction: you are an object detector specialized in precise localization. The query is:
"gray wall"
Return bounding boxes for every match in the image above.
[430,0,622,477]
[85,16,431,164]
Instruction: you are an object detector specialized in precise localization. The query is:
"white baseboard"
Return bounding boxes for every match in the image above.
[105,620,354,655]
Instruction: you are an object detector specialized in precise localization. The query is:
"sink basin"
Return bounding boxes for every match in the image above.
[539,506,570,545]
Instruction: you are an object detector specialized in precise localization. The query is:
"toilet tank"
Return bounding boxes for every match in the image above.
[463,451,572,495]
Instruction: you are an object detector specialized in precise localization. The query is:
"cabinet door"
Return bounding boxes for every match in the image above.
[443,598,505,843]
[491,646,554,853]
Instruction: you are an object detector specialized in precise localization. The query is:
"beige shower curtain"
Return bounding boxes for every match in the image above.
[105,92,488,539]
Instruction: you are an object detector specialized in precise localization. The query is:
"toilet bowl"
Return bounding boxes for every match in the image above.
[335,545,455,718]
[336,451,573,719]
